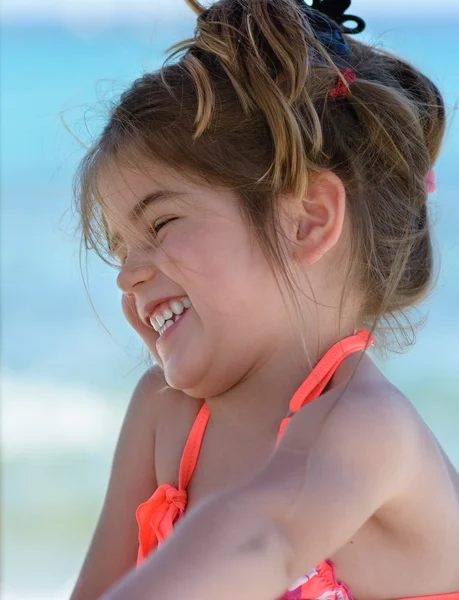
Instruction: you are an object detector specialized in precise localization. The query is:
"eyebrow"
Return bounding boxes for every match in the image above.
[108,190,187,255]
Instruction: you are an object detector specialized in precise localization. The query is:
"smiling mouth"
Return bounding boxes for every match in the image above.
[146,296,192,331]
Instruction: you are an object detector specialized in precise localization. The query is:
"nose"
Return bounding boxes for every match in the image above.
[116,257,157,294]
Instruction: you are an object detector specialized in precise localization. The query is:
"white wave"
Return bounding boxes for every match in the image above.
[1,374,124,459]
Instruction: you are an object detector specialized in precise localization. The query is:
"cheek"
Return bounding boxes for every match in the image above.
[163,220,273,313]
[160,220,228,275]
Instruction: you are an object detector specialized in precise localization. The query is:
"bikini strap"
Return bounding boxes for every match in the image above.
[276,329,374,444]
[290,329,373,413]
[178,402,211,490]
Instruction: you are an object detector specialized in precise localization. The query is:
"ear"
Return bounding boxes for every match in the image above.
[287,171,346,266]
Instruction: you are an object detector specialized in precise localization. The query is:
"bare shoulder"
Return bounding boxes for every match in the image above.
[270,367,444,512]
[329,377,433,476]
[278,369,422,461]
[129,363,170,424]
[127,363,197,436]
[316,374,459,504]
[336,374,457,471]
[70,363,174,600]
[131,362,168,407]
[335,377,423,445]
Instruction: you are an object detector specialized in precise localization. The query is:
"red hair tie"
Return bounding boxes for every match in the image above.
[328,68,356,99]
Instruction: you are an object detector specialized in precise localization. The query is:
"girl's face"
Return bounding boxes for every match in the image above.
[100,159,295,398]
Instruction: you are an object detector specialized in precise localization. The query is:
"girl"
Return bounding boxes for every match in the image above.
[70,0,459,598]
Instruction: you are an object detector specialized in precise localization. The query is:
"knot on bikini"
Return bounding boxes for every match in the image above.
[165,486,187,511]
[136,484,188,565]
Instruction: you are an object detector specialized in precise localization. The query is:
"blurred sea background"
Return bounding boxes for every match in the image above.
[1,1,458,598]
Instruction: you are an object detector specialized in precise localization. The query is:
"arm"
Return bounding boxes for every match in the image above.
[70,365,167,600]
[254,386,420,581]
[101,385,420,600]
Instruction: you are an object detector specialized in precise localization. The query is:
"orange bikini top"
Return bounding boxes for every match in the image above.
[134,329,459,600]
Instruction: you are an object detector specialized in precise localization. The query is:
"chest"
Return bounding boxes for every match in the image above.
[155,401,279,512]
[154,390,340,512]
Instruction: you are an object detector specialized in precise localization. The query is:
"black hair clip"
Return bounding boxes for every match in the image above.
[297,0,366,57]
[198,0,365,61]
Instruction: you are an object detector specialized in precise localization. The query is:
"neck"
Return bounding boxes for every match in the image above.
[203,327,362,439]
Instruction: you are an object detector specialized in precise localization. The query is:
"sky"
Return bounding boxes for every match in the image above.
[2,0,458,24]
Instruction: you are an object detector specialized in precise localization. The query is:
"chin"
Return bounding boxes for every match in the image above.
[160,348,207,396]
[161,352,233,399]
[163,371,208,398]
[175,365,247,402]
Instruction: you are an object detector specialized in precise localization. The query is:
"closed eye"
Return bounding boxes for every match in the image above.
[110,217,178,269]
[152,216,178,235]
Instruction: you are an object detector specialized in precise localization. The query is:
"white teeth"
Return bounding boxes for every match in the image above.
[170,301,184,315]
[157,310,188,336]
[163,308,173,320]
[150,296,192,334]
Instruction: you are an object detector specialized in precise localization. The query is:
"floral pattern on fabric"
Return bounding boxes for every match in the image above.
[277,563,353,600]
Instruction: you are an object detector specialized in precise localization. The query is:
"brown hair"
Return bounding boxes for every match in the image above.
[73,0,446,374]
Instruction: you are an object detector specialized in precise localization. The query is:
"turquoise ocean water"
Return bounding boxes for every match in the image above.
[1,13,459,599]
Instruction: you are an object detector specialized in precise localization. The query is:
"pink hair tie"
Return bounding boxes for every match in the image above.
[328,68,356,99]
[425,169,437,194]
